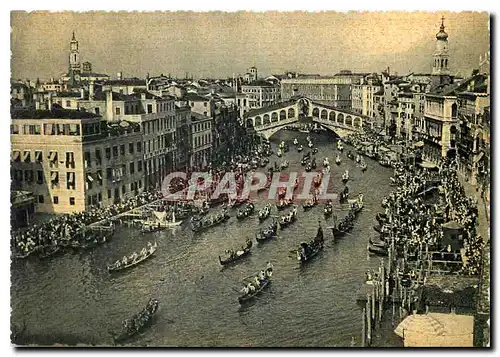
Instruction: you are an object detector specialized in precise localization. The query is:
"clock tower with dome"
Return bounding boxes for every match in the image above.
[432,16,450,75]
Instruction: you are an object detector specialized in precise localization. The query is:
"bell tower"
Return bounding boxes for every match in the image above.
[69,31,81,74]
[432,16,450,75]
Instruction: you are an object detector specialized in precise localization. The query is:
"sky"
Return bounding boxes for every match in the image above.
[10,11,490,81]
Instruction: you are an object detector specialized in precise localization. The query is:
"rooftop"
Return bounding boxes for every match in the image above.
[104,78,146,86]
[184,93,210,102]
[81,72,110,78]
[243,79,276,87]
[191,112,212,122]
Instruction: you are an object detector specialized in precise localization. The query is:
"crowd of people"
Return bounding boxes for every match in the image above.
[11,190,164,258]
[377,155,484,276]
[440,160,484,275]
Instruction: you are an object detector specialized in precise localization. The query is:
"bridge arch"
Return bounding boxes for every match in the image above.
[345,115,353,126]
[320,109,328,120]
[246,118,254,128]
[353,117,362,128]
[337,113,344,125]
[279,110,286,120]
[329,111,336,121]
[312,107,319,117]
[255,116,262,126]
[271,112,278,122]
[263,114,270,125]
[288,107,295,118]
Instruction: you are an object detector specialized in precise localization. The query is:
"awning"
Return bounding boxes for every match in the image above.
[23,151,30,162]
[87,174,94,182]
[473,151,485,164]
[51,172,58,181]
[414,141,424,148]
[442,221,464,230]
[12,151,20,161]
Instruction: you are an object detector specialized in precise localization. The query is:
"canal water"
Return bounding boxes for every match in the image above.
[11,130,402,347]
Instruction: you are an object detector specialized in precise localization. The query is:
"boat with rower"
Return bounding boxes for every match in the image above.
[238,264,274,304]
[367,243,388,256]
[348,194,364,215]
[297,224,324,263]
[311,157,317,169]
[191,209,230,232]
[276,199,293,211]
[219,239,253,265]
[112,298,159,344]
[258,203,272,221]
[378,158,392,168]
[360,162,367,172]
[280,160,289,170]
[312,147,318,154]
[302,196,318,211]
[324,201,333,217]
[305,162,312,172]
[347,151,354,160]
[323,157,330,167]
[342,170,349,183]
[293,138,299,145]
[279,206,298,229]
[297,145,303,152]
[335,155,342,165]
[236,203,255,220]
[277,148,283,157]
[107,242,157,272]
[256,220,278,242]
[339,186,349,203]
[308,141,314,148]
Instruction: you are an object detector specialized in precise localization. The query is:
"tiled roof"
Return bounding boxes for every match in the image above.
[81,72,110,77]
[244,79,276,87]
[104,78,146,86]
[184,93,210,102]
[11,108,100,119]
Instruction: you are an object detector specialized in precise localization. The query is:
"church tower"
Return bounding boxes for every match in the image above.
[432,16,450,75]
[69,31,81,74]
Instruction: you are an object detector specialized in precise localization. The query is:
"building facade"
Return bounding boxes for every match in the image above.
[189,113,213,170]
[10,112,145,213]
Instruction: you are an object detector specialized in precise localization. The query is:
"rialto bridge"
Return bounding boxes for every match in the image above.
[242,97,373,139]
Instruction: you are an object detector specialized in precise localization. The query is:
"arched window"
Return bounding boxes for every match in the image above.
[312,108,319,117]
[445,59,448,68]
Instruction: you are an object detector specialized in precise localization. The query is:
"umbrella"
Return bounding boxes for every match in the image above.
[414,141,424,148]
[394,313,445,338]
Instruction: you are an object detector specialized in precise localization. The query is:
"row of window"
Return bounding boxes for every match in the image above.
[193,134,211,149]
[10,122,100,137]
[13,161,143,189]
[192,121,211,133]
[143,116,175,135]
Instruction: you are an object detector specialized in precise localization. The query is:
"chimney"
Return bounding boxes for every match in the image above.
[80,88,85,99]
[141,92,146,100]
[89,81,95,100]
[51,77,54,83]
[106,91,114,120]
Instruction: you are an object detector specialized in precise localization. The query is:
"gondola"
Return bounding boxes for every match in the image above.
[367,244,388,256]
[373,224,390,235]
[280,160,289,170]
[278,206,298,229]
[276,199,293,211]
[323,157,330,167]
[297,225,324,263]
[301,157,309,166]
[258,203,272,221]
[293,138,299,145]
[348,194,364,215]
[311,158,317,169]
[238,278,271,304]
[305,163,312,172]
[112,298,159,345]
[347,152,354,160]
[330,217,353,237]
[339,189,349,203]
[219,240,253,265]
[369,237,387,249]
[256,220,278,242]
[297,145,303,152]
[341,170,349,183]
[107,242,157,272]
[312,147,318,154]
[324,202,333,217]
[237,203,255,220]
[360,163,367,172]
[308,142,313,148]
[191,211,230,232]
[335,156,342,165]
[302,198,317,211]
